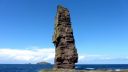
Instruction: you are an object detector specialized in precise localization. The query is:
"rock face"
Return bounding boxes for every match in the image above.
[53,5,78,69]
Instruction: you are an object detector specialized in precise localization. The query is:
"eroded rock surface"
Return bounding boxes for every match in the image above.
[53,5,78,69]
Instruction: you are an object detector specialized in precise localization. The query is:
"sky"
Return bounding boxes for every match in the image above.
[0,0,128,64]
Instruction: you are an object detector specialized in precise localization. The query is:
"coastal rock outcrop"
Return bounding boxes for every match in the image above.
[53,5,78,69]
[37,61,51,65]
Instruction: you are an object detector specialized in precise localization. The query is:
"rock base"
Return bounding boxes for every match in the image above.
[40,69,128,72]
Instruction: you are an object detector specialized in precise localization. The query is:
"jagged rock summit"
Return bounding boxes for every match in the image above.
[53,5,78,69]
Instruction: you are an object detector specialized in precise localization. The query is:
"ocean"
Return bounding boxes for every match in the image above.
[0,64,128,72]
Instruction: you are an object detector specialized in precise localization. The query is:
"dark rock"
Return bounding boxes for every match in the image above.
[52,5,78,69]
[37,61,51,65]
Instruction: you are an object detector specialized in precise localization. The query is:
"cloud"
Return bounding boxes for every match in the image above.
[78,54,128,64]
[0,47,128,64]
[0,48,55,64]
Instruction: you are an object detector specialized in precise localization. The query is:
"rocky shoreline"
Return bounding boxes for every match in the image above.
[39,69,128,72]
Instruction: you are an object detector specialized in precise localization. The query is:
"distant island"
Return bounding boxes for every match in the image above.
[36,61,51,65]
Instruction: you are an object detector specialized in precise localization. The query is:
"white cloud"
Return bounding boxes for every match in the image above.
[0,48,55,64]
[78,55,85,60]
[78,54,128,64]
[0,47,128,64]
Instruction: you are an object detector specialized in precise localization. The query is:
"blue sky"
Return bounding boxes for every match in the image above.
[0,0,128,64]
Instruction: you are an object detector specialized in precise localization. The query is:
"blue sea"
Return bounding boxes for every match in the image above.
[0,64,128,72]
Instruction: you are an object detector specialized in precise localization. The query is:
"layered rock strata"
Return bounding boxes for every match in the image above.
[53,5,78,69]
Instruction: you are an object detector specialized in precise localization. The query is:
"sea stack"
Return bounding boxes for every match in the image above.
[53,5,78,69]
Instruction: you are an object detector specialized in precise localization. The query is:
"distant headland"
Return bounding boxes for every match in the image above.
[36,61,51,65]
